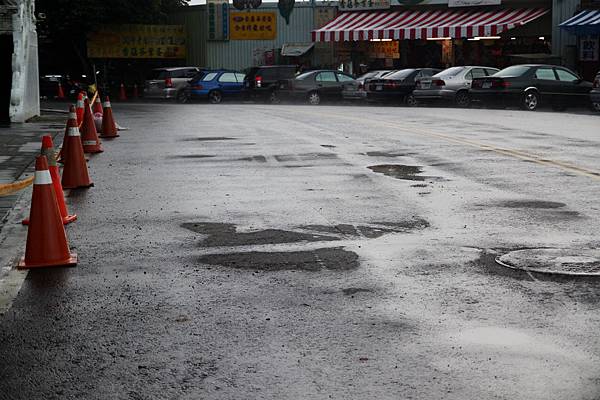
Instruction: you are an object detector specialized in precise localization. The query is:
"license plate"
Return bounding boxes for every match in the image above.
[482,82,492,89]
[376,85,383,91]
[422,83,431,89]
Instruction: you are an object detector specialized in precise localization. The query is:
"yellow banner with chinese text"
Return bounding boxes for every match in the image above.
[87,25,186,59]
[229,12,277,40]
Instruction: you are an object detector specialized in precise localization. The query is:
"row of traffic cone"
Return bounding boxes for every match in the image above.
[18,93,122,269]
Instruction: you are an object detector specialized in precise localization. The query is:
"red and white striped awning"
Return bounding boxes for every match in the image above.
[312,8,549,42]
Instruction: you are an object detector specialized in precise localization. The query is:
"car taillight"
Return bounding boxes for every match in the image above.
[191,84,203,90]
[492,80,511,88]
[385,81,399,89]
[472,80,482,88]
[255,75,262,88]
[434,79,445,87]
[358,82,364,90]
[165,77,173,88]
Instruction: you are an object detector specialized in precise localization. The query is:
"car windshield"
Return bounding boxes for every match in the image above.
[295,72,314,80]
[358,71,379,80]
[435,67,465,78]
[386,69,416,80]
[147,70,168,80]
[494,65,531,78]
[201,72,218,81]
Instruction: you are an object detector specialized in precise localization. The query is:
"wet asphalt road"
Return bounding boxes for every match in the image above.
[1,102,600,399]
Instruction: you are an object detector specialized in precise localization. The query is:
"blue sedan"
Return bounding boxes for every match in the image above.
[185,70,246,104]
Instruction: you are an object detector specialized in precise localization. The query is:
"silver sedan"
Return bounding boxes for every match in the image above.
[413,66,499,107]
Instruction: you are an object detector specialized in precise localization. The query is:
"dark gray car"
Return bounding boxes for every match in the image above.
[413,66,499,107]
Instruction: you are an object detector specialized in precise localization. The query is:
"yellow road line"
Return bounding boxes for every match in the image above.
[0,176,34,197]
[292,108,600,181]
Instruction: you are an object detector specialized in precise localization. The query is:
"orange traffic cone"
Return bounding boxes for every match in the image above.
[92,95,103,116]
[76,92,85,126]
[100,96,119,138]
[18,155,77,269]
[132,84,139,99]
[58,105,78,164]
[23,136,77,225]
[57,82,65,100]
[119,83,127,101]
[61,121,93,189]
[80,98,103,153]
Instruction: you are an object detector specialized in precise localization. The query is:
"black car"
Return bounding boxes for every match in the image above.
[243,65,297,102]
[276,70,361,105]
[470,64,593,111]
[366,68,441,105]
[591,71,600,112]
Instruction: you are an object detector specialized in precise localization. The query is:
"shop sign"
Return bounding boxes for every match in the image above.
[314,7,336,29]
[449,0,501,6]
[87,25,186,59]
[230,11,277,40]
[339,0,390,12]
[369,40,399,59]
[580,36,599,62]
[208,0,229,41]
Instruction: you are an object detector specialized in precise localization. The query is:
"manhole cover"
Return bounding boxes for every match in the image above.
[496,248,600,276]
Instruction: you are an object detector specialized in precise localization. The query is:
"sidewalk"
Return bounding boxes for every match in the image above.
[0,110,68,314]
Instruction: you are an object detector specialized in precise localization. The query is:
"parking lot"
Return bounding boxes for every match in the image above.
[1,101,599,399]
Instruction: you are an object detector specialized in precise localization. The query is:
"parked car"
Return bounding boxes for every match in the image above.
[183,70,246,104]
[366,68,441,105]
[591,71,600,112]
[144,67,200,100]
[356,70,394,84]
[277,70,361,105]
[413,66,499,107]
[243,65,297,103]
[470,64,593,111]
[40,75,87,100]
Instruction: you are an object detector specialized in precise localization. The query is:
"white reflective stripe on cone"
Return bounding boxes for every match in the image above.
[77,101,83,107]
[83,141,96,145]
[68,127,80,136]
[103,102,111,108]
[69,112,77,119]
[34,170,53,185]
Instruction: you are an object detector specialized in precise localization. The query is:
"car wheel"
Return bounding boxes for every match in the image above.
[268,91,281,104]
[522,90,539,111]
[455,91,470,108]
[307,91,321,105]
[592,102,600,112]
[176,89,189,104]
[405,94,418,107]
[208,90,222,104]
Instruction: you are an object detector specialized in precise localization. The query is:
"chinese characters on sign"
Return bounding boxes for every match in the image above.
[229,11,277,40]
[580,36,599,62]
[339,0,390,12]
[369,40,399,59]
[448,0,501,6]
[208,0,230,41]
[87,25,186,59]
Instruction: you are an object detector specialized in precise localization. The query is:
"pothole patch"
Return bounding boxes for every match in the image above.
[367,164,444,182]
[198,247,359,271]
[496,248,600,276]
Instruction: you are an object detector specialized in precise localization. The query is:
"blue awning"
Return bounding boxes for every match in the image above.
[559,10,600,35]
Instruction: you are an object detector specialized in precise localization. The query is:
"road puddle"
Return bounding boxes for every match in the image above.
[182,223,338,247]
[198,247,359,271]
[496,200,566,209]
[367,164,443,182]
[178,137,237,142]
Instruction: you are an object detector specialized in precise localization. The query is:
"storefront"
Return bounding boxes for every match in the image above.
[312,2,552,74]
[559,9,600,81]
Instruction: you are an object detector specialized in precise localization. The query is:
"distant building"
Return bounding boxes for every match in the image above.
[0,0,39,124]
